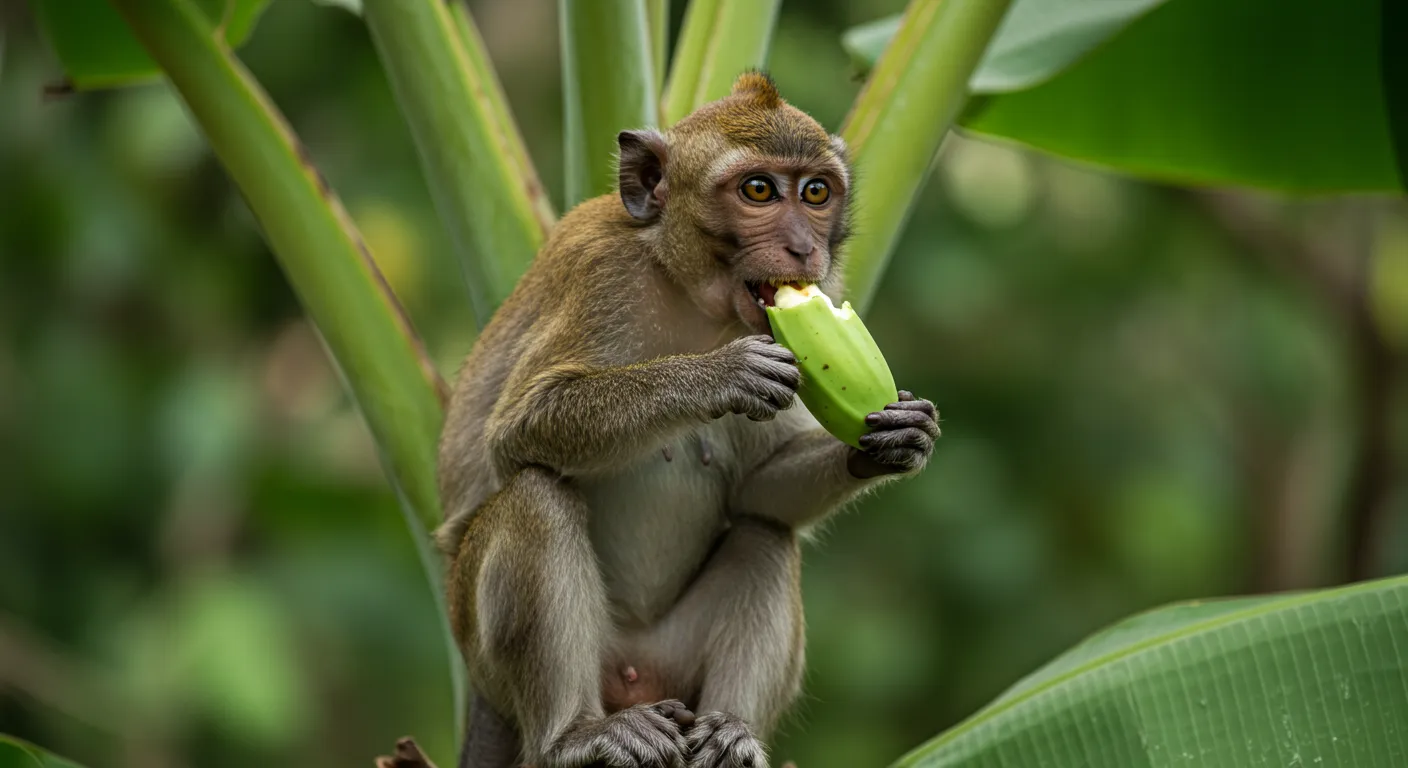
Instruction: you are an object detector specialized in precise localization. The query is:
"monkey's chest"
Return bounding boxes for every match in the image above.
[580,428,734,625]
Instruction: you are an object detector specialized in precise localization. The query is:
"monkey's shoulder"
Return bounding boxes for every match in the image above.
[541,195,649,264]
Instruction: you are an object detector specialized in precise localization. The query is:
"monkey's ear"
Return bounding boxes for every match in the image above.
[618,130,668,221]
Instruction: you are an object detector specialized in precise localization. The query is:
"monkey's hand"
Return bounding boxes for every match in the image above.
[707,335,799,422]
[847,390,939,479]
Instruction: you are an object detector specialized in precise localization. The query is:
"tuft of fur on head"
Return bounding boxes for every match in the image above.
[730,70,784,109]
[671,71,834,163]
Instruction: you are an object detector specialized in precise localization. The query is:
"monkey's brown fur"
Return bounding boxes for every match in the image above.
[438,73,938,768]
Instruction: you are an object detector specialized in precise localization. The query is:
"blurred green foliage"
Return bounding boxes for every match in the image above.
[1,2,1405,768]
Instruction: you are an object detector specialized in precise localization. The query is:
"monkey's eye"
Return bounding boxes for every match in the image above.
[741,176,777,203]
[802,179,831,206]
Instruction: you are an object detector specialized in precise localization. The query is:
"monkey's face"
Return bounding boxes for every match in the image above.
[617,74,854,334]
[714,160,850,333]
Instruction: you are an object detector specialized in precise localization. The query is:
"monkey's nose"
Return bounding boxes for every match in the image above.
[786,241,814,260]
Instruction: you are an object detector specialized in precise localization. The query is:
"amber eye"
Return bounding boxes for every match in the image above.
[741,176,777,202]
[802,179,831,206]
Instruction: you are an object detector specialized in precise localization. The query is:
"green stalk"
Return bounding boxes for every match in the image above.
[448,0,556,231]
[661,0,780,127]
[840,0,1014,312]
[106,0,464,738]
[362,0,553,325]
[560,0,658,207]
[645,0,669,101]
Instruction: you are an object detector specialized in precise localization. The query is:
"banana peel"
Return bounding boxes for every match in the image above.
[766,285,897,448]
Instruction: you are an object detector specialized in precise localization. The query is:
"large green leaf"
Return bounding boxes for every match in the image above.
[843,0,1170,93]
[560,0,658,207]
[0,736,84,768]
[32,0,268,89]
[893,575,1408,767]
[846,0,1405,193]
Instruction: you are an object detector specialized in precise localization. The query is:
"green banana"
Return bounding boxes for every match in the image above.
[765,284,898,448]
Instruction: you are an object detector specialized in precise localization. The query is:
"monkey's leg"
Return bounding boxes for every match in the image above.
[648,518,803,768]
[449,467,691,768]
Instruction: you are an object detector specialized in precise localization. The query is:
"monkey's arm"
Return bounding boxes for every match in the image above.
[488,336,799,476]
[731,428,864,527]
[733,392,939,527]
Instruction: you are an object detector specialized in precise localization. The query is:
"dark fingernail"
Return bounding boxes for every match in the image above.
[673,710,696,728]
[865,413,881,426]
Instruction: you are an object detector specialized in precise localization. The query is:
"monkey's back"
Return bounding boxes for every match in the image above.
[436,195,653,531]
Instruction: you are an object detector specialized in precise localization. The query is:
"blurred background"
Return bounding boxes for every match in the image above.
[2,1,1406,767]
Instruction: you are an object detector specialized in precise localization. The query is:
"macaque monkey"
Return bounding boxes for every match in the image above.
[437,72,939,768]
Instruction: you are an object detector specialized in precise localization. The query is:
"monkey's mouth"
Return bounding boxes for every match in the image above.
[745,279,808,309]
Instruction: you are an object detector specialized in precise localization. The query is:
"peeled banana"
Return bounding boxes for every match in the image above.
[765,284,898,448]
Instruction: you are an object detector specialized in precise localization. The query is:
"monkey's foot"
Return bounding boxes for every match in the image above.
[686,712,767,768]
[548,700,694,768]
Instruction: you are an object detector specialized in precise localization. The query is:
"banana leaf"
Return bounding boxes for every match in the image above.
[895,575,1408,767]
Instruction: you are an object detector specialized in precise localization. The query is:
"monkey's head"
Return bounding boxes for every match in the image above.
[618,72,853,333]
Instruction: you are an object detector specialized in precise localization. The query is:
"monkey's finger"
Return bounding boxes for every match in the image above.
[897,389,915,401]
[732,739,766,768]
[690,716,762,768]
[742,398,780,421]
[885,398,937,419]
[762,383,799,411]
[734,335,780,357]
[686,727,724,768]
[709,731,746,768]
[755,342,797,365]
[653,700,695,730]
[734,334,797,367]
[739,371,797,406]
[866,408,939,437]
[686,715,720,749]
[620,715,686,768]
[744,358,800,390]
[859,426,932,453]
